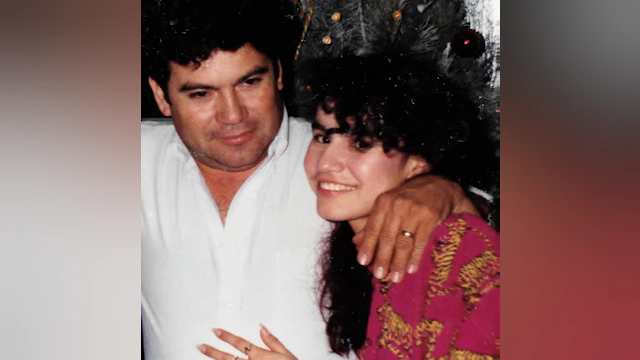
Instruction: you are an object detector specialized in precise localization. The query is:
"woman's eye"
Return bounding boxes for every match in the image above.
[353,139,372,150]
[313,134,330,144]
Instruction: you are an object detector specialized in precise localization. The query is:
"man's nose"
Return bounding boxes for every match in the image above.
[216,90,245,125]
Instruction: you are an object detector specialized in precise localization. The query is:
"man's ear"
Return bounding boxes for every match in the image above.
[148,77,172,117]
[276,60,283,91]
[404,155,431,180]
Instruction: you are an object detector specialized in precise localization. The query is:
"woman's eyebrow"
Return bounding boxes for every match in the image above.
[312,120,350,135]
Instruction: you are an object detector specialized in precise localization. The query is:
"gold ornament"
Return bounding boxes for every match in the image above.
[392,10,402,20]
[331,12,341,21]
[322,35,332,44]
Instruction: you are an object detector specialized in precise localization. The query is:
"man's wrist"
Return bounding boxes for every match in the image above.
[453,195,481,217]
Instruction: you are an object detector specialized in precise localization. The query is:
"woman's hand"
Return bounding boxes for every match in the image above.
[198,324,297,360]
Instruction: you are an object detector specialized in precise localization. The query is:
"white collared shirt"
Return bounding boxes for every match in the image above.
[142,110,343,359]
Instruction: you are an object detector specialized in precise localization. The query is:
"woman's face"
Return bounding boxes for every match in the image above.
[304,106,426,230]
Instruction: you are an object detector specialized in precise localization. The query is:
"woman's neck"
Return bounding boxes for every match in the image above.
[348,217,368,234]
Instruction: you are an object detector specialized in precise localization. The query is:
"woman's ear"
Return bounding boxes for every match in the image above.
[404,155,431,180]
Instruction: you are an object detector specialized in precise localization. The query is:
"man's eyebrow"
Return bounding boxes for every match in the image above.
[179,83,217,92]
[236,66,269,85]
[178,65,270,92]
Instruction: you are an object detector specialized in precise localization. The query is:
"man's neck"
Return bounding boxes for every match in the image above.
[196,159,264,225]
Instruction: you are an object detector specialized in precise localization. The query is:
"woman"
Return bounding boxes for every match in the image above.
[199,55,499,359]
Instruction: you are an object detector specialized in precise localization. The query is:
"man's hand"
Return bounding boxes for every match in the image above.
[354,175,478,283]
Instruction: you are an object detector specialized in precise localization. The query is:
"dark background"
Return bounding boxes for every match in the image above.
[142,70,163,118]
[142,73,163,118]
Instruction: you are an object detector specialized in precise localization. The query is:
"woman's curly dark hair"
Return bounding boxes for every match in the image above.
[298,54,499,356]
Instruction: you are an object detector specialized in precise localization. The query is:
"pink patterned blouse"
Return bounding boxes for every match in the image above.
[359,213,500,359]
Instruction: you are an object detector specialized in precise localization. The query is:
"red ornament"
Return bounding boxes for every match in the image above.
[451,27,485,58]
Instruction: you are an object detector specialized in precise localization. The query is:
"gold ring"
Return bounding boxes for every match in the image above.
[400,230,414,238]
[244,344,252,354]
[232,356,239,360]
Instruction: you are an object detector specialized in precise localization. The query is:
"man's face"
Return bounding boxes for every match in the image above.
[149,44,284,172]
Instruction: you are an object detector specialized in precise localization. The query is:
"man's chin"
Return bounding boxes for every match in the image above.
[215,154,268,172]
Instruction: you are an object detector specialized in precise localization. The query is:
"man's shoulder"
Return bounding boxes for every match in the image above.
[142,119,176,148]
[288,116,312,131]
[142,119,175,135]
[287,116,312,146]
[141,120,181,170]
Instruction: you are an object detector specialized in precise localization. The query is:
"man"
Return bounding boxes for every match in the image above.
[142,1,481,359]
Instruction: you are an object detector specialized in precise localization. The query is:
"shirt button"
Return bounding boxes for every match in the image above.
[224,302,236,309]
[215,241,223,247]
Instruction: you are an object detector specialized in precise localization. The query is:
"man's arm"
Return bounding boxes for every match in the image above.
[353,175,481,283]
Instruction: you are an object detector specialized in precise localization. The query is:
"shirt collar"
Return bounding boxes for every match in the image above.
[268,106,290,159]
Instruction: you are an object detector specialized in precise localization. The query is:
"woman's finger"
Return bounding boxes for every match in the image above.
[213,328,263,356]
[258,323,295,357]
[197,343,246,360]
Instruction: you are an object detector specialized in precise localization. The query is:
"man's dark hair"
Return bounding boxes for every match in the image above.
[142,0,300,104]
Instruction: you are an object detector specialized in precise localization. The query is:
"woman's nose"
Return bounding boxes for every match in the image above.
[316,140,345,173]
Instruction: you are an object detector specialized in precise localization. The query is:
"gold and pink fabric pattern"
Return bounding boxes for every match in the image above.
[361,214,500,359]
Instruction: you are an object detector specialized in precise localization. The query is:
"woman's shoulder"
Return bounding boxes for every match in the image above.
[408,212,500,295]
[433,213,500,257]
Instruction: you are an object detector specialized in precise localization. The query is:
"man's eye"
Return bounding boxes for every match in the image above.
[313,134,330,144]
[189,91,208,98]
[244,77,262,86]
